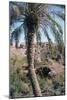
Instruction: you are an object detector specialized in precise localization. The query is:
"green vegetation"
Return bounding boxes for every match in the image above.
[10,48,65,98]
[10,54,33,98]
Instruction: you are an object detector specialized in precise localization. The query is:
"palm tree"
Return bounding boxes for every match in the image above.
[9,2,65,97]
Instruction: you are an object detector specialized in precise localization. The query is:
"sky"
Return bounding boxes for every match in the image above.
[10,4,65,45]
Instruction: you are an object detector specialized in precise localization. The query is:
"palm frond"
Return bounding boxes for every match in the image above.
[49,11,65,20]
[47,19,63,44]
[47,14,63,35]
[10,24,23,44]
[40,24,52,42]
[36,29,41,45]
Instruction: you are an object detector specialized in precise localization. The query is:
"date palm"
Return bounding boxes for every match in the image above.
[9,2,65,97]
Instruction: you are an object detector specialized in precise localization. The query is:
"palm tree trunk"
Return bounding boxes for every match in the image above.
[27,32,42,96]
[15,39,18,48]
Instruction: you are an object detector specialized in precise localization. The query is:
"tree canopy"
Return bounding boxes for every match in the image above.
[9,2,65,46]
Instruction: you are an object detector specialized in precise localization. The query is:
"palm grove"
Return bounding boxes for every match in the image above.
[9,2,65,97]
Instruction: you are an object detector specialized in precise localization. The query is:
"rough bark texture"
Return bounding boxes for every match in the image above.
[27,32,42,96]
[15,39,18,48]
